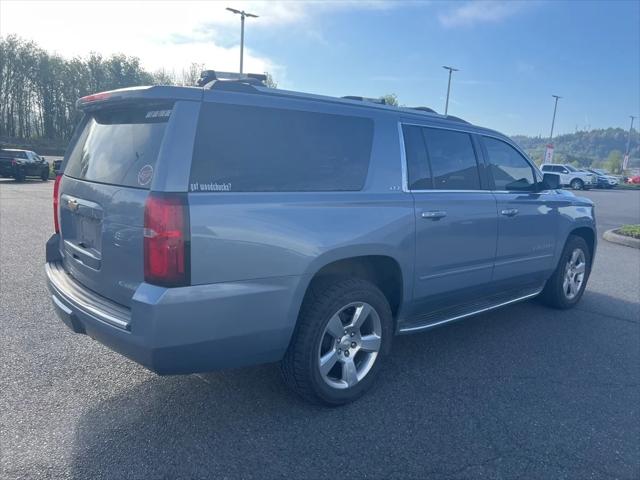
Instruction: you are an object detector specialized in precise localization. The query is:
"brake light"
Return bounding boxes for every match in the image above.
[53,174,62,233]
[144,193,189,287]
[78,92,111,104]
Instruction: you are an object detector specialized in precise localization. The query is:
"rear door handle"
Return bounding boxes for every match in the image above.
[421,210,447,220]
[501,208,519,217]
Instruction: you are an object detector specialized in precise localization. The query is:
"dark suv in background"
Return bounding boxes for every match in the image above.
[46,72,596,405]
[0,148,50,181]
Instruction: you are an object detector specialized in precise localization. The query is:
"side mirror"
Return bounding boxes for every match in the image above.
[540,172,560,190]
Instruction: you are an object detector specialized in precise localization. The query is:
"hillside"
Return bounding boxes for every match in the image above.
[511,128,640,170]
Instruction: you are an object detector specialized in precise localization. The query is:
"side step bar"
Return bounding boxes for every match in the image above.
[398,287,543,334]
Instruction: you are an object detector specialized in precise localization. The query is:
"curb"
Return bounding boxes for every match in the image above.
[603,228,640,249]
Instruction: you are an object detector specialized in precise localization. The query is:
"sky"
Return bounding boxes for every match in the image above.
[1,0,638,136]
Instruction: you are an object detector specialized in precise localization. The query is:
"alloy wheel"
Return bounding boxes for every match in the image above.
[563,248,586,300]
[317,302,382,390]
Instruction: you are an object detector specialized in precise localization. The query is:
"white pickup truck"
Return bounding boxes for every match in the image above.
[540,164,596,190]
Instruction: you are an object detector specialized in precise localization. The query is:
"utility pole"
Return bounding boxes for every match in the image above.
[623,115,636,171]
[226,7,258,74]
[442,66,458,115]
[543,95,561,164]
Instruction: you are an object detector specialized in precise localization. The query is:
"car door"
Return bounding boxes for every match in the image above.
[402,124,498,315]
[482,136,558,289]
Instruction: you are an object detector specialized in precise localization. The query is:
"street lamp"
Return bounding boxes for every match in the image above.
[623,115,636,171]
[543,95,562,164]
[549,95,562,141]
[226,7,258,74]
[442,66,458,115]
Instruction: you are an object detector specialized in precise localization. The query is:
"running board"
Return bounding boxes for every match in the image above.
[398,287,543,334]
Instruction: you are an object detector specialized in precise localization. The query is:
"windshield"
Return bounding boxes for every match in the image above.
[565,164,578,172]
[65,106,170,189]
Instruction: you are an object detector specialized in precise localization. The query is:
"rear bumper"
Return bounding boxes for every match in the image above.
[46,239,304,374]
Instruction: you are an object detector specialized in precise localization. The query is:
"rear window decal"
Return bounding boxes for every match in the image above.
[190,181,232,192]
[137,164,154,186]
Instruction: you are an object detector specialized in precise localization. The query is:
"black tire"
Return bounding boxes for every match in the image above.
[539,235,591,309]
[570,178,584,190]
[14,171,25,182]
[281,278,393,406]
[41,168,50,181]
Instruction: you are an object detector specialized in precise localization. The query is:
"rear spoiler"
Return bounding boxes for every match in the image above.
[76,85,203,111]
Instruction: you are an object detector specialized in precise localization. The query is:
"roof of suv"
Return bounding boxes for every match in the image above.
[76,81,509,141]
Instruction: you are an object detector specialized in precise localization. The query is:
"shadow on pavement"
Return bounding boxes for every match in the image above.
[68,293,639,479]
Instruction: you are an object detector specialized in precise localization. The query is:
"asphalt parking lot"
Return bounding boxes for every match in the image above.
[1,181,638,480]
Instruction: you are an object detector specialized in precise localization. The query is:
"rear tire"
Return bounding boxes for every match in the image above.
[41,168,49,181]
[539,235,591,309]
[570,178,584,190]
[281,278,393,406]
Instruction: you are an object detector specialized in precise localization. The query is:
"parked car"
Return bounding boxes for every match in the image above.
[540,163,595,190]
[45,73,597,405]
[52,159,63,173]
[628,175,640,184]
[584,168,618,188]
[0,148,50,181]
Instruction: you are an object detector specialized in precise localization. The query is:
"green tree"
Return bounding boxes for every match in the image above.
[605,150,623,174]
[264,72,277,88]
[379,93,399,106]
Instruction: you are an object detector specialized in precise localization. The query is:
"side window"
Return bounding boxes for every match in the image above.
[402,125,432,189]
[422,128,481,190]
[541,165,551,172]
[190,103,373,192]
[483,137,535,191]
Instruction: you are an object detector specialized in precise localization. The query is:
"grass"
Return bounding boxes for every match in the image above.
[617,225,640,239]
[617,183,640,190]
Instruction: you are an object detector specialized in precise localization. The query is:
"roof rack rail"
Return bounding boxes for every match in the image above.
[342,96,388,105]
[197,70,267,88]
[410,106,437,113]
[445,115,469,124]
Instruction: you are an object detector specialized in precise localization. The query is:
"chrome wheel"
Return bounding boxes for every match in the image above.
[563,248,586,300]
[317,302,382,390]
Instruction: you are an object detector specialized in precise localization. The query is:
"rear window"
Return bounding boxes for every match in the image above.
[65,106,170,189]
[1,150,27,159]
[190,103,374,192]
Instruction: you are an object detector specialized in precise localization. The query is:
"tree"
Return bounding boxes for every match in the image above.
[379,93,399,106]
[264,72,277,88]
[605,150,623,174]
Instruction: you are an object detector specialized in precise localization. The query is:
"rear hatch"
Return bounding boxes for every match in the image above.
[59,103,171,307]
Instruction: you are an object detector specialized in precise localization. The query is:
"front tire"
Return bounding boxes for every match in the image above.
[281,278,393,406]
[570,178,584,190]
[539,235,591,309]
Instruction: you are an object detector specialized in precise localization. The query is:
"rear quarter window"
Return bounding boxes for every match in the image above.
[189,103,374,192]
[65,106,170,189]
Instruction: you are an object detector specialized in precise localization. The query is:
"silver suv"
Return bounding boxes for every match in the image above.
[46,72,596,405]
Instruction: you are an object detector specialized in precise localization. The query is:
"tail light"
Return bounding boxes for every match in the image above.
[53,174,62,233]
[144,193,190,287]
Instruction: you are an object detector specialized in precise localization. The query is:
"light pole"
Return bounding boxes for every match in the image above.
[442,66,458,115]
[543,95,562,164]
[549,94,562,141]
[226,7,258,74]
[623,115,636,171]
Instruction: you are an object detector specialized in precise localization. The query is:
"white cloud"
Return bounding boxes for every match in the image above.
[438,1,529,28]
[0,0,396,82]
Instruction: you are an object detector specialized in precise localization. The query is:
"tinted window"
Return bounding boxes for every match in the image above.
[423,128,480,190]
[541,165,552,171]
[483,137,535,191]
[190,103,373,192]
[65,107,170,189]
[402,125,432,189]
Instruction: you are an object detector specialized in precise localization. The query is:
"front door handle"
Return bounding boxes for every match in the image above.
[501,208,519,217]
[421,210,447,220]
